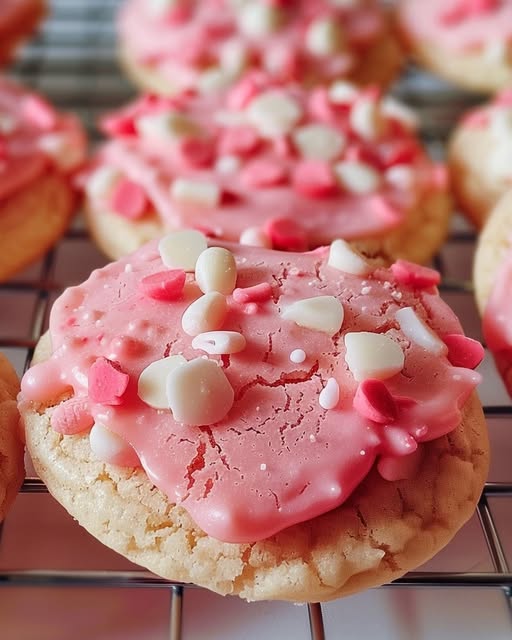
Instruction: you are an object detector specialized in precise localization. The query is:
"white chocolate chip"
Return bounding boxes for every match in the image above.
[238,3,281,37]
[306,18,345,56]
[166,358,234,426]
[381,97,419,130]
[192,331,246,355]
[290,349,306,364]
[198,68,234,94]
[328,81,358,104]
[86,165,121,199]
[138,355,187,409]
[247,90,303,138]
[385,165,415,190]
[293,124,345,161]
[220,39,249,75]
[484,40,508,64]
[215,155,241,174]
[195,247,237,295]
[334,161,381,194]
[282,296,344,336]
[350,99,385,141]
[239,226,272,248]
[89,422,133,463]
[158,230,208,271]
[395,307,447,356]
[344,332,404,381]
[214,109,249,128]
[181,292,228,336]
[319,378,340,410]
[328,239,371,275]
[170,178,221,208]
[135,111,199,141]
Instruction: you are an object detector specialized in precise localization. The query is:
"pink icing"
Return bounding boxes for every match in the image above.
[483,249,512,395]
[88,79,444,247]
[0,77,86,202]
[20,239,481,543]
[118,0,387,92]
[400,0,512,53]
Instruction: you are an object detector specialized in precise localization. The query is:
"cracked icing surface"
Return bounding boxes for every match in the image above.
[118,0,400,95]
[85,80,449,262]
[0,352,24,522]
[449,91,512,227]
[20,239,483,545]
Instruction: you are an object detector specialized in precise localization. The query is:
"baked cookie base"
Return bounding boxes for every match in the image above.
[0,171,75,282]
[23,336,489,602]
[85,189,451,266]
[0,0,46,65]
[118,32,403,97]
[0,354,24,522]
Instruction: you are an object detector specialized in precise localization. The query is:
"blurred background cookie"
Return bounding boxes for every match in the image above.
[0,0,46,66]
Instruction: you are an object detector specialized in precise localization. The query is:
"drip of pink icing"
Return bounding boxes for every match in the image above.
[118,0,386,91]
[0,78,86,203]
[20,240,480,543]
[483,249,512,395]
[400,0,512,53]
[88,81,444,246]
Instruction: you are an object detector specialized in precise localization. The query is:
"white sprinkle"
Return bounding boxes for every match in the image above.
[124,263,133,273]
[290,349,307,364]
[215,155,241,174]
[260,463,267,471]
[360,450,366,456]
[383,281,392,289]
[453,374,462,381]
[319,378,340,410]
[309,434,317,443]
[391,291,402,301]
[361,286,371,295]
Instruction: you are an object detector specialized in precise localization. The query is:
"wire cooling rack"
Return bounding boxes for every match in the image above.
[0,1,512,639]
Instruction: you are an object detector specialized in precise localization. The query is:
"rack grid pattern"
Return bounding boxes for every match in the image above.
[0,2,512,639]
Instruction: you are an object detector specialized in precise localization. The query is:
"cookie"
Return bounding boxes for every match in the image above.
[396,0,512,93]
[474,190,512,395]
[0,77,87,281]
[449,90,512,228]
[20,233,489,601]
[84,77,451,264]
[0,352,24,522]
[118,0,402,96]
[0,0,46,66]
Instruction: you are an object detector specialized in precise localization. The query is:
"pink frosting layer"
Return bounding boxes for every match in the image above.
[400,0,512,53]
[483,249,512,395]
[119,0,386,91]
[0,77,86,202]
[20,239,481,543]
[88,80,444,248]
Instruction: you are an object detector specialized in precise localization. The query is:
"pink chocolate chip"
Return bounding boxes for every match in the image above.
[109,179,148,219]
[177,137,215,168]
[51,397,94,435]
[88,357,130,405]
[22,95,58,131]
[292,161,339,198]
[101,112,137,137]
[443,334,485,369]
[233,282,273,304]
[241,159,288,187]
[139,269,186,301]
[353,379,398,424]
[219,126,261,156]
[264,217,308,251]
[369,195,402,223]
[390,259,441,289]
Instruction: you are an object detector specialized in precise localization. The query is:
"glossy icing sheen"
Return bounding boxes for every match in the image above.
[88,79,444,247]
[400,0,512,52]
[119,0,386,91]
[0,77,86,202]
[483,249,512,394]
[21,238,481,543]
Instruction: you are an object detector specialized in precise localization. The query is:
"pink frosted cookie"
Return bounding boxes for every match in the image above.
[20,231,488,601]
[449,89,512,228]
[397,0,512,93]
[474,190,512,396]
[118,0,402,96]
[0,0,46,65]
[84,76,451,263]
[0,77,87,281]
[0,352,24,522]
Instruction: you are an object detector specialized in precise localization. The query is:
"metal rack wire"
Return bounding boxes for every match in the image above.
[0,1,511,639]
